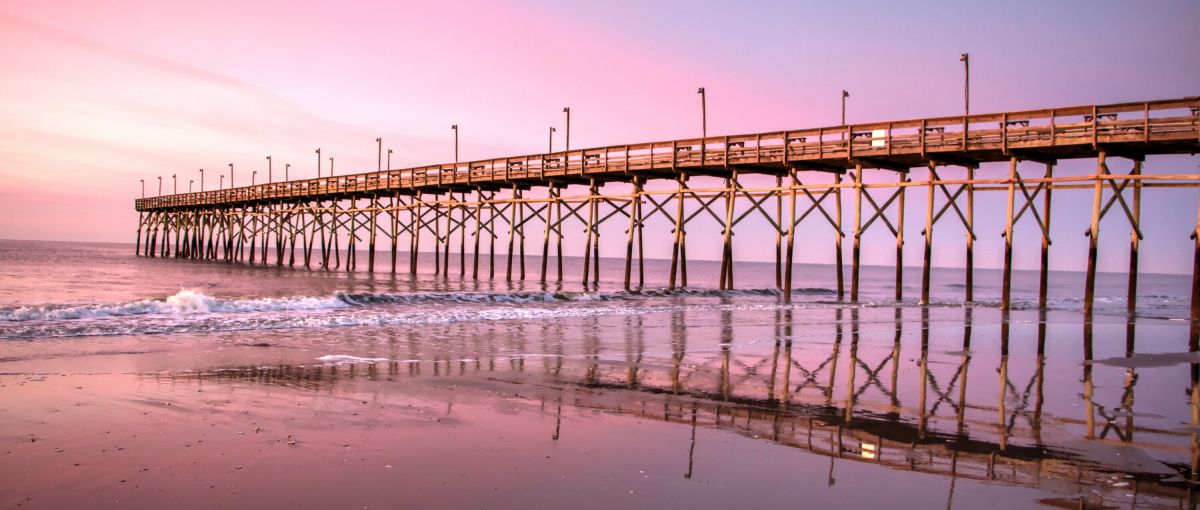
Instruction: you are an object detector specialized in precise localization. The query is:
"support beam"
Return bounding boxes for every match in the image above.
[1001,157,1017,310]
[1084,152,1106,316]
[850,164,863,303]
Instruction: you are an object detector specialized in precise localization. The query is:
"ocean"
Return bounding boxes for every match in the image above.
[1,238,1197,509]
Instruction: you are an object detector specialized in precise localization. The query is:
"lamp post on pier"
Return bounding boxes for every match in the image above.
[266,156,272,183]
[189,179,193,193]
[961,53,969,118]
[199,169,204,191]
[158,176,162,195]
[562,108,570,151]
[252,170,257,186]
[285,163,290,182]
[697,87,706,139]
[549,126,555,152]
[329,157,334,176]
[316,148,322,178]
[228,163,234,188]
[387,149,392,170]
[451,125,458,164]
[172,174,177,194]
[376,138,382,171]
[841,90,850,140]
[220,175,224,190]
[140,179,144,198]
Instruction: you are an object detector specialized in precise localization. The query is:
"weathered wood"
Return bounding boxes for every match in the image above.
[1038,163,1054,307]
[1001,157,1017,310]
[1127,160,1142,312]
[1083,152,1106,315]
[921,162,935,304]
[850,164,863,303]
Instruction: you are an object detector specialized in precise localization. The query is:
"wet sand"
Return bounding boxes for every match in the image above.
[4,304,1199,509]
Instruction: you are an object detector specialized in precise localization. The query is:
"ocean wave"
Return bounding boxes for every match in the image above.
[0,289,348,322]
[0,287,800,323]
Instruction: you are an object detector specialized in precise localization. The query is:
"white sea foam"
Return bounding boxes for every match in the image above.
[316,355,391,363]
[0,289,349,322]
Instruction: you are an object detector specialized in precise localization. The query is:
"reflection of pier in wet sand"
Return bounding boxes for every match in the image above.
[151,306,1200,509]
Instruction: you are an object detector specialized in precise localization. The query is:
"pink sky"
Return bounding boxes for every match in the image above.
[1,1,1197,272]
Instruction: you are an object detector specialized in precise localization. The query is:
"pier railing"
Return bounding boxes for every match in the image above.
[135,96,1200,211]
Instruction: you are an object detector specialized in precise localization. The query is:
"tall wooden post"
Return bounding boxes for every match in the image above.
[489,192,497,280]
[473,190,483,279]
[1084,152,1107,315]
[442,197,452,278]
[784,169,797,302]
[410,193,421,275]
[1191,191,1200,325]
[582,179,597,287]
[850,164,864,302]
[368,196,378,272]
[669,174,684,290]
[921,162,936,304]
[894,171,906,301]
[775,175,783,289]
[835,172,845,300]
[460,192,467,277]
[965,165,975,302]
[1127,160,1142,312]
[719,172,737,290]
[555,188,564,283]
[507,186,518,282]
[390,194,400,273]
[519,190,527,281]
[1001,157,1017,310]
[1038,163,1054,307]
[624,178,641,291]
[591,183,600,288]
[541,187,554,283]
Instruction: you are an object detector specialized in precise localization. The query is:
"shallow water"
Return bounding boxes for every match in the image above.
[1,240,1197,509]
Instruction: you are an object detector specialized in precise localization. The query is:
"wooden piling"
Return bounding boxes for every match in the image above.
[1038,163,1053,307]
[1083,152,1106,315]
[965,165,975,302]
[624,178,640,291]
[1127,160,1142,312]
[1001,157,1017,310]
[894,171,906,301]
[850,164,863,303]
[669,173,685,290]
[835,172,845,301]
[784,169,797,302]
[921,162,935,305]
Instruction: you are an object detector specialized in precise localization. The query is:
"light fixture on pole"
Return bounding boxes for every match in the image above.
[172,173,177,194]
[266,156,272,183]
[451,125,459,164]
[315,148,322,178]
[189,179,193,193]
[199,169,204,191]
[285,163,290,181]
[376,138,382,171]
[960,53,969,118]
[387,149,393,170]
[549,126,555,153]
[140,179,144,198]
[562,108,570,151]
[697,87,706,139]
[228,163,234,188]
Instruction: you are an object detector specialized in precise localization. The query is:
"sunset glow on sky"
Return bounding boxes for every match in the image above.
[1,0,1197,271]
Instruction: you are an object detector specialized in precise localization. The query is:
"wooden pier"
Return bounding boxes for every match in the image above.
[135,96,1200,311]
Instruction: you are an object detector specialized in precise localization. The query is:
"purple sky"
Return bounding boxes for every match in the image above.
[0,0,1197,272]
